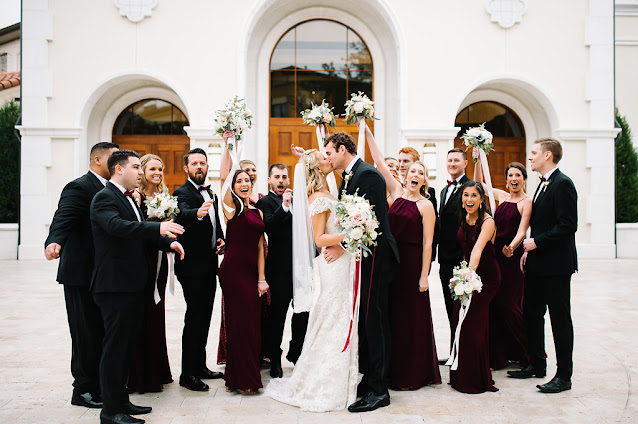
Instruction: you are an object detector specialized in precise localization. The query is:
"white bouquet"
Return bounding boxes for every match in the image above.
[213,96,253,150]
[344,91,378,125]
[460,123,493,163]
[144,187,180,221]
[334,190,379,261]
[449,261,483,303]
[300,99,336,128]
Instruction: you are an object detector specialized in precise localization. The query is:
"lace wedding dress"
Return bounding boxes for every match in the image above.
[265,196,360,412]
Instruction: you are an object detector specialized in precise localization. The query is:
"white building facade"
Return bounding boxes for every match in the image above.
[18,0,623,259]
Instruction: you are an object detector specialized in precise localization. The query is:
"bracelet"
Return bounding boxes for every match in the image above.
[258,280,267,283]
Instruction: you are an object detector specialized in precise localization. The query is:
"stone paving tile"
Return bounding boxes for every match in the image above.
[0,259,636,423]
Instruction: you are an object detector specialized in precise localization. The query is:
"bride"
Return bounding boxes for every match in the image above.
[264,148,360,412]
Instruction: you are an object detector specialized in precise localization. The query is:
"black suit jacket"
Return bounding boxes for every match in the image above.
[526,169,578,276]
[340,159,399,272]
[256,191,292,279]
[173,181,224,279]
[90,182,174,293]
[438,174,471,265]
[45,171,104,287]
[427,186,439,262]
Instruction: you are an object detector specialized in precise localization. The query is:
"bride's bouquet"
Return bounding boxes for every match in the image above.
[460,123,493,163]
[300,100,336,128]
[144,187,180,221]
[334,190,379,261]
[343,91,377,125]
[213,96,253,151]
[449,261,483,304]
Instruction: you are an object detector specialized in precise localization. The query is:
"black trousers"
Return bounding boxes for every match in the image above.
[523,273,574,380]
[64,285,104,395]
[93,291,144,414]
[358,267,393,396]
[179,275,216,376]
[265,273,308,363]
[438,263,455,328]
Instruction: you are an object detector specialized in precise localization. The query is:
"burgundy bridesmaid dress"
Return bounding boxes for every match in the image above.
[127,192,173,393]
[450,223,500,394]
[388,198,441,389]
[490,201,530,369]
[218,207,265,391]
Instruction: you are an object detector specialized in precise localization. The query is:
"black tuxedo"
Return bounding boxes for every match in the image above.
[427,186,439,262]
[45,171,105,397]
[256,191,308,364]
[173,180,224,376]
[437,174,471,326]
[90,182,174,414]
[339,158,399,395]
[524,169,577,380]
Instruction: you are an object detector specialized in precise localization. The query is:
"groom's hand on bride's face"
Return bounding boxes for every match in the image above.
[323,244,346,264]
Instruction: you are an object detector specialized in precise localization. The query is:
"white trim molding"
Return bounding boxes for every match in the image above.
[554,128,621,140]
[16,126,82,139]
[615,0,638,16]
[113,0,158,23]
[401,128,462,141]
[485,0,527,29]
[616,39,638,46]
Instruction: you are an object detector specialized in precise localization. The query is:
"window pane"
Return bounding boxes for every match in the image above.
[172,106,189,135]
[271,29,295,71]
[455,102,524,138]
[113,107,133,135]
[133,99,173,135]
[271,70,295,117]
[347,29,372,73]
[297,70,347,116]
[348,71,372,104]
[296,21,347,70]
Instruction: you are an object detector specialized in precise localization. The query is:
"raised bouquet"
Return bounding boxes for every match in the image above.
[301,99,336,128]
[213,96,253,150]
[144,187,180,221]
[334,190,379,261]
[460,123,493,163]
[344,91,377,125]
[449,261,483,303]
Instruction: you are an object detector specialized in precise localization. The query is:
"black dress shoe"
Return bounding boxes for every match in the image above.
[179,375,209,391]
[71,392,103,408]
[270,362,283,378]
[199,367,224,380]
[507,364,546,379]
[348,391,390,413]
[537,377,571,393]
[123,401,152,415]
[99,411,144,424]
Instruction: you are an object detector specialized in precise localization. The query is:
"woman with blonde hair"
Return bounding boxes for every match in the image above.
[127,154,173,393]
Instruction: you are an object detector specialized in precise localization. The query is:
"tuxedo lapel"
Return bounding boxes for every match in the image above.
[345,158,363,195]
[86,171,105,194]
[186,180,206,204]
[106,183,139,222]
[440,186,448,212]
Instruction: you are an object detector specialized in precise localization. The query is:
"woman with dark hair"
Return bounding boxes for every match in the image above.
[218,169,268,395]
[128,154,172,393]
[473,151,531,369]
[450,181,501,394]
[362,124,441,390]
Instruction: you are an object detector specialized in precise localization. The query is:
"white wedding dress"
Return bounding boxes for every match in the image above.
[265,196,360,412]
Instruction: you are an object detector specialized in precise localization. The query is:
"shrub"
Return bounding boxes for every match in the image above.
[615,109,638,223]
[0,101,20,223]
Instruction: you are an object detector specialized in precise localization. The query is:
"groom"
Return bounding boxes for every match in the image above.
[324,132,399,413]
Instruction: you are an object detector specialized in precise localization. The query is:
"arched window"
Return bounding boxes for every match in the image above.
[455,101,524,138]
[270,20,373,118]
[113,99,189,136]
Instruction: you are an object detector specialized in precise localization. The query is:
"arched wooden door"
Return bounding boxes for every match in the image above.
[269,19,374,183]
[454,101,526,190]
[112,99,191,193]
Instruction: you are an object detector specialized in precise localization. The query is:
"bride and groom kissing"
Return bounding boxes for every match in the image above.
[264,131,399,413]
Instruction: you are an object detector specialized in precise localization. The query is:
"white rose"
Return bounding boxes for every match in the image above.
[370,230,378,240]
[323,112,332,122]
[464,283,474,294]
[454,284,465,296]
[154,209,163,218]
[473,280,483,292]
[350,228,363,240]
[353,102,364,114]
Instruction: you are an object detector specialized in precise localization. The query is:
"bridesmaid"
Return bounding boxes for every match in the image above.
[363,124,441,390]
[218,169,269,395]
[473,151,531,369]
[450,181,500,394]
[128,154,172,393]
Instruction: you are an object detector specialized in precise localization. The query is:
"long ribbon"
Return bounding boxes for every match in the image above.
[445,295,473,370]
[316,125,339,197]
[154,251,175,304]
[220,135,243,215]
[342,251,361,352]
[357,117,366,159]
[479,149,496,214]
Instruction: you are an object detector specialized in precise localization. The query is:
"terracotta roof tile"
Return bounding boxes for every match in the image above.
[0,71,20,90]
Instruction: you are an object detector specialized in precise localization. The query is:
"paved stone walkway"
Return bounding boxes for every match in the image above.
[0,258,636,423]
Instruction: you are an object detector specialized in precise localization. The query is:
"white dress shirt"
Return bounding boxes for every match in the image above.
[534,167,558,202]
[189,178,217,244]
[89,169,108,186]
[444,173,466,205]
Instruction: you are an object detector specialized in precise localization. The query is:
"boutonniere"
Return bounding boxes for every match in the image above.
[344,171,354,189]
[542,179,552,193]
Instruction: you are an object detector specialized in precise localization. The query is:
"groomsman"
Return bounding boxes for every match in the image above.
[438,148,471,327]
[508,138,577,394]
[256,163,309,378]
[45,142,118,409]
[173,148,225,392]
[90,150,185,424]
